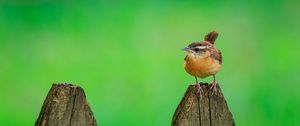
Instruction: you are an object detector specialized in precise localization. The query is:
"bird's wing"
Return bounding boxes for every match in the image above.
[218,49,222,64]
[211,49,222,64]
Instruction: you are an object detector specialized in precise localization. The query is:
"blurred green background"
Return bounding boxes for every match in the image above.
[1,0,300,126]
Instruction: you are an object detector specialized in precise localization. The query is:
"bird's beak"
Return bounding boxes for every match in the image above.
[182,47,189,51]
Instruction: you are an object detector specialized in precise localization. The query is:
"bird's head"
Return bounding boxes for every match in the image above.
[182,41,213,56]
[183,31,219,57]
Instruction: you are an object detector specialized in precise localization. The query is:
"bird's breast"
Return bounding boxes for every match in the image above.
[184,53,221,78]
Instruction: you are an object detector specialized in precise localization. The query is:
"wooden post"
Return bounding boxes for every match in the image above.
[35,84,97,126]
[172,83,235,126]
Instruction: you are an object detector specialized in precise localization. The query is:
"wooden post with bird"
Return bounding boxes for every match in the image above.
[34,31,233,126]
[173,31,235,126]
[35,84,97,126]
[171,83,235,126]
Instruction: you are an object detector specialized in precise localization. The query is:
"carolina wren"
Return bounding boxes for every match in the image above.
[182,31,222,94]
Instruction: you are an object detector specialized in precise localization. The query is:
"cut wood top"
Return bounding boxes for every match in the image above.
[172,83,235,126]
[35,84,97,126]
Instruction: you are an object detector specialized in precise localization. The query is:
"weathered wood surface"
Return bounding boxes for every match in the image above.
[35,84,97,126]
[172,83,235,126]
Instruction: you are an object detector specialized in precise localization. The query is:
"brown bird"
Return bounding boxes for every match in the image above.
[182,31,222,94]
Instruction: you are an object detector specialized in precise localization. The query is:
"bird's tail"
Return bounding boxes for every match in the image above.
[204,31,218,44]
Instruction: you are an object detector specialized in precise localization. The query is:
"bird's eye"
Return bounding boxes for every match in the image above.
[194,48,200,52]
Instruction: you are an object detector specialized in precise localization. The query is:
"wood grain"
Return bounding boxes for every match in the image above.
[35,84,97,126]
[172,83,235,126]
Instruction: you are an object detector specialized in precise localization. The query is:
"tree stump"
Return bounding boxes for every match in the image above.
[172,83,235,126]
[35,84,97,126]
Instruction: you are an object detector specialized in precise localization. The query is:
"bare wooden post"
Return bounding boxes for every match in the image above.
[172,83,235,126]
[35,84,97,126]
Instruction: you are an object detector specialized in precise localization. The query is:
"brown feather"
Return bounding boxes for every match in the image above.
[211,49,222,64]
[188,41,211,48]
[184,52,221,78]
[204,31,218,44]
[183,31,222,78]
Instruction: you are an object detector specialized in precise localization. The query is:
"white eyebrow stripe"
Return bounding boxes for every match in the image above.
[196,46,207,49]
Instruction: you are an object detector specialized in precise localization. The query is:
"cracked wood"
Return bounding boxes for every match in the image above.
[172,83,235,126]
[35,84,97,126]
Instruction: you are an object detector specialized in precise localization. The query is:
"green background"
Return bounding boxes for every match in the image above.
[1,0,299,126]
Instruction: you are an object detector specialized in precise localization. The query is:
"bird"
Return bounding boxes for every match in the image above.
[182,31,222,95]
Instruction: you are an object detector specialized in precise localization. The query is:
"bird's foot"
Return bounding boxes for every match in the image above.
[210,81,219,95]
[196,83,203,97]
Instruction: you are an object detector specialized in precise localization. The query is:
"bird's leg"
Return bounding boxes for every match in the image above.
[195,77,203,96]
[195,76,199,84]
[210,75,218,95]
